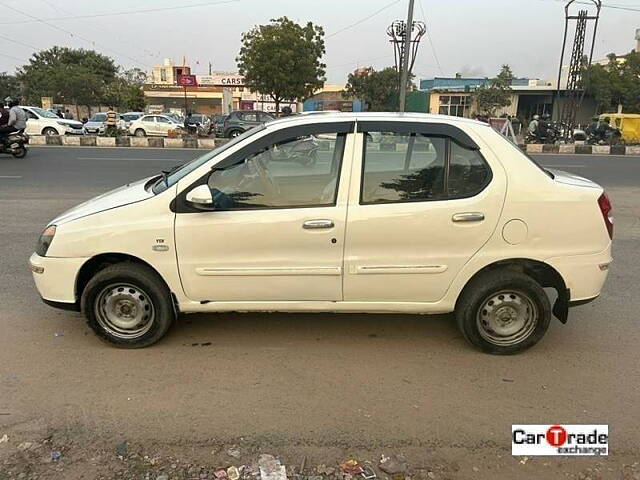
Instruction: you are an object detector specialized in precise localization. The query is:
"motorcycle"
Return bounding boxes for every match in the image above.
[0,129,28,158]
[586,127,623,146]
[525,124,560,145]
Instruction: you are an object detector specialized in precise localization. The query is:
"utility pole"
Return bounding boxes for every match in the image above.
[399,0,415,112]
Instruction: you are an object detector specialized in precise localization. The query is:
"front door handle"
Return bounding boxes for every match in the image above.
[303,219,334,230]
[452,212,485,223]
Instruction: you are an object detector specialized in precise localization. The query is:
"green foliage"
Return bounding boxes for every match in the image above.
[0,72,21,100]
[18,47,117,107]
[104,69,147,111]
[237,16,326,111]
[345,67,400,111]
[474,64,514,116]
[585,52,640,113]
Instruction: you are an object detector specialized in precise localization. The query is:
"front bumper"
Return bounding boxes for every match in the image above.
[29,253,88,306]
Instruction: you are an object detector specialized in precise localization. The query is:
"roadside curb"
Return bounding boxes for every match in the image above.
[522,144,634,155]
[28,135,229,149]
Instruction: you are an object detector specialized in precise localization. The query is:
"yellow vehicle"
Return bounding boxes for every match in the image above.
[600,113,640,144]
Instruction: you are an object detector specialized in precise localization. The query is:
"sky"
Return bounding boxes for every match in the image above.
[0,0,639,85]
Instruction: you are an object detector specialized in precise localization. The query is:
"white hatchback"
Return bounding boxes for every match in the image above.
[129,114,182,137]
[22,106,85,136]
[30,113,613,354]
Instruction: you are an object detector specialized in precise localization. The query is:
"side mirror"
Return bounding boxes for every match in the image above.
[185,184,214,209]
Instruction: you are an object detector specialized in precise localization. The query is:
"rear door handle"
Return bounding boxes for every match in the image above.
[303,219,334,229]
[452,212,485,223]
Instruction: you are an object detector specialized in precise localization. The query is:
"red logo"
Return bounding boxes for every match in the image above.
[546,425,567,447]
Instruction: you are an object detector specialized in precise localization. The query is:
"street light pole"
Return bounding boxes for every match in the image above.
[399,0,415,112]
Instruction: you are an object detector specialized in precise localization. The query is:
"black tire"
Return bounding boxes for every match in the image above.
[12,146,27,158]
[455,270,551,355]
[42,127,58,136]
[227,129,242,138]
[134,128,146,137]
[82,263,176,348]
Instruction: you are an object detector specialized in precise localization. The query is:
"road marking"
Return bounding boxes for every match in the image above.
[0,175,22,179]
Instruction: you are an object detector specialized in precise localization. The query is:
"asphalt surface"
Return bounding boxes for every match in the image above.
[1,147,639,478]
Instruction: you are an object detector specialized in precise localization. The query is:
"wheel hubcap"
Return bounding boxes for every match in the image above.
[476,290,538,346]
[95,283,154,339]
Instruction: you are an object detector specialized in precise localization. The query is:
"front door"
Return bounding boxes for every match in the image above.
[344,124,506,303]
[175,124,354,302]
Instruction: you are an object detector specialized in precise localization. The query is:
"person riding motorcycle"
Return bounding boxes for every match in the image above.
[587,116,600,136]
[0,97,27,139]
[184,111,199,135]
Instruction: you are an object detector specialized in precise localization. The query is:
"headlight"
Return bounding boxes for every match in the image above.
[36,225,56,257]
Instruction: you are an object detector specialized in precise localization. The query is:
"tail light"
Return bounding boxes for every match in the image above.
[597,192,613,239]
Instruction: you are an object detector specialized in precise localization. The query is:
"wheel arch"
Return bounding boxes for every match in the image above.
[75,253,178,314]
[456,258,569,323]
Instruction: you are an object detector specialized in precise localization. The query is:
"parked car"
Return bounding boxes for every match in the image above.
[223,110,274,137]
[129,114,183,137]
[83,112,108,135]
[30,112,613,353]
[22,106,84,136]
[120,112,144,130]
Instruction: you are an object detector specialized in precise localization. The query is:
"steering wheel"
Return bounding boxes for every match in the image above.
[252,151,282,199]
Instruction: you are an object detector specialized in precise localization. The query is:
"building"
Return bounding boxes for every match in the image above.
[143,59,297,115]
[420,75,597,124]
[302,84,364,112]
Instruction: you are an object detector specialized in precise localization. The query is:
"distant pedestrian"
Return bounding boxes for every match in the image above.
[64,109,74,120]
[105,106,117,136]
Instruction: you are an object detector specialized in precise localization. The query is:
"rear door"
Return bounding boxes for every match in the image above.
[343,121,506,303]
[156,116,173,135]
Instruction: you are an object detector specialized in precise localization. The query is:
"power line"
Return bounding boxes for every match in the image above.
[540,0,640,12]
[327,0,402,38]
[0,52,28,62]
[418,0,444,75]
[1,2,153,68]
[326,54,395,70]
[0,32,40,51]
[0,0,241,25]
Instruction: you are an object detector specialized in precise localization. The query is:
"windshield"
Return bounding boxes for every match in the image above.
[90,113,107,122]
[32,107,60,119]
[152,124,267,194]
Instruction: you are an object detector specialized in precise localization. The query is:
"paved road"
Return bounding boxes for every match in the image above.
[1,147,639,478]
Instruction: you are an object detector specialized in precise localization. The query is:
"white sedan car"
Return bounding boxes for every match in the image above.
[129,114,183,137]
[22,106,84,136]
[30,113,612,353]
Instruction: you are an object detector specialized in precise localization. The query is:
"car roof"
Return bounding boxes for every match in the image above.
[264,111,489,129]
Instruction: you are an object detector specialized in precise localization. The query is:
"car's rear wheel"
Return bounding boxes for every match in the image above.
[455,270,551,354]
[227,129,242,138]
[134,129,146,137]
[82,263,175,348]
[42,127,58,136]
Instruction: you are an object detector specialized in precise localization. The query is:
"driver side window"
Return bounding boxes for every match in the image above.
[207,132,346,210]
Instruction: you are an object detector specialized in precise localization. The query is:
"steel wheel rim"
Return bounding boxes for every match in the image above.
[476,290,538,346]
[95,283,155,339]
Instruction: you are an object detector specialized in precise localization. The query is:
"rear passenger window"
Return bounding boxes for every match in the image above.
[361,131,491,204]
[361,132,446,204]
[448,141,491,197]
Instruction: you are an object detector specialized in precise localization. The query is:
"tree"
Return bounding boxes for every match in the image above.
[344,67,400,111]
[585,52,640,113]
[474,64,514,117]
[0,72,21,101]
[237,16,326,112]
[18,46,117,115]
[104,68,147,111]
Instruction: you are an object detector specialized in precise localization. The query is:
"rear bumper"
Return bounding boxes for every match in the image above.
[546,244,612,302]
[29,253,87,305]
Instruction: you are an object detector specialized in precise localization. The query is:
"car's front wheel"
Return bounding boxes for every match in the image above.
[42,127,58,136]
[455,270,551,354]
[82,263,175,348]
